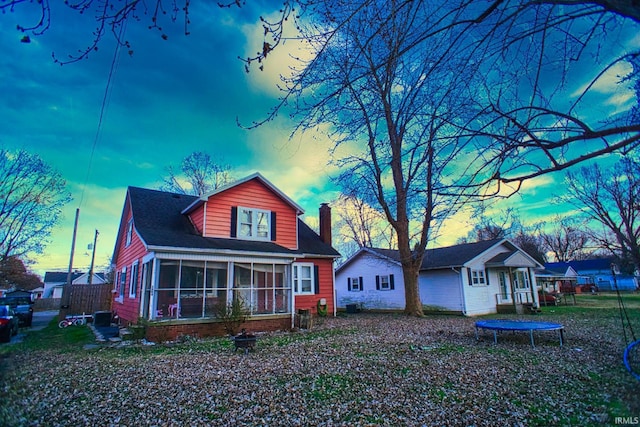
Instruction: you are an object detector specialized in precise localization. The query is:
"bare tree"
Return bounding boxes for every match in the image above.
[459,206,547,263]
[0,148,71,263]
[562,156,640,274]
[160,151,233,196]
[333,193,396,253]
[538,216,593,262]
[462,207,519,242]
[275,2,487,316]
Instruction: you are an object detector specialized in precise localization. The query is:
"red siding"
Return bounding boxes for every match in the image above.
[204,179,298,249]
[112,195,148,324]
[295,258,335,316]
[188,204,205,236]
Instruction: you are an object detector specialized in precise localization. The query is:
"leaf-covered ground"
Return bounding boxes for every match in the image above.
[2,307,639,426]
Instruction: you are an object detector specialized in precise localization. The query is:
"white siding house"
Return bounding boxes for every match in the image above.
[43,272,107,298]
[335,250,406,310]
[336,239,543,316]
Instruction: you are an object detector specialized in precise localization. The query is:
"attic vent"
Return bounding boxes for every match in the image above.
[172,194,181,199]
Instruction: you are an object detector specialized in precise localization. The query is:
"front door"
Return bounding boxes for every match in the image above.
[498,270,510,303]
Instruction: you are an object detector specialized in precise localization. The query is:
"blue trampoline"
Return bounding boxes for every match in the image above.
[475,319,565,348]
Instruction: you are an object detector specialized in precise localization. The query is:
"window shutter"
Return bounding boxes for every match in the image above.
[270,211,277,241]
[314,265,320,294]
[376,275,380,290]
[347,277,352,292]
[230,206,238,238]
[390,274,395,290]
[467,268,472,286]
[485,268,490,286]
[359,276,364,292]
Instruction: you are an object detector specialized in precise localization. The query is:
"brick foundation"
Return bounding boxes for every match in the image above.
[145,316,291,342]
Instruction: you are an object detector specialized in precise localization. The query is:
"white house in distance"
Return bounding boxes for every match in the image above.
[43,271,107,298]
[335,239,543,316]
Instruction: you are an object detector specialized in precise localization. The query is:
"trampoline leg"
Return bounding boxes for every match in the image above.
[493,330,497,344]
[559,329,564,347]
[530,330,535,348]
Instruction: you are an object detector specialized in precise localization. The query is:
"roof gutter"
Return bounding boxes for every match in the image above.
[147,245,298,260]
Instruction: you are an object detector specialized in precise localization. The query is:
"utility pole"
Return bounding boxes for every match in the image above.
[88,229,99,285]
[62,208,80,309]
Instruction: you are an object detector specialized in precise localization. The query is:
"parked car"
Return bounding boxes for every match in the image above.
[0,296,33,327]
[538,290,558,306]
[0,305,19,343]
[13,304,33,327]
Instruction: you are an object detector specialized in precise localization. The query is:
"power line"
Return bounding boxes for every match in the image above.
[78,19,128,208]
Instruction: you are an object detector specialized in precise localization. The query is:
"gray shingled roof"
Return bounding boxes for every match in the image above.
[43,272,106,282]
[341,239,506,272]
[126,186,339,257]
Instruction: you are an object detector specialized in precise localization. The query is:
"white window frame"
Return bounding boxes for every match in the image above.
[350,277,361,292]
[512,270,530,289]
[118,267,127,301]
[125,219,133,247]
[293,263,314,295]
[471,269,486,286]
[129,261,139,298]
[379,274,391,291]
[237,206,271,241]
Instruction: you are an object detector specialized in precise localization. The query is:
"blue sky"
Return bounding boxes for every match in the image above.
[1,3,638,278]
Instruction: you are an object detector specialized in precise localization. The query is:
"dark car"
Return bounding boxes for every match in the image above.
[0,296,33,327]
[0,305,19,343]
[13,304,33,327]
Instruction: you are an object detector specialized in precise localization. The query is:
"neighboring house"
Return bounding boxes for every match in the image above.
[31,287,44,299]
[535,265,579,294]
[111,172,340,339]
[43,272,107,298]
[545,259,638,291]
[336,239,542,316]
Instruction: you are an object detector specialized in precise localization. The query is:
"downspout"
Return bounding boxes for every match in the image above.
[291,258,297,329]
[509,267,517,312]
[333,260,337,317]
[149,258,158,321]
[452,268,467,315]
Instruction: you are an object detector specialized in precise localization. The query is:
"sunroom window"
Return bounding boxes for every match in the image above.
[151,260,290,320]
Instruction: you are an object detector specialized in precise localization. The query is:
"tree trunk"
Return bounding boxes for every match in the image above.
[402,261,423,316]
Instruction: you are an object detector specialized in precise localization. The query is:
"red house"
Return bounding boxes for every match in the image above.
[111,173,340,340]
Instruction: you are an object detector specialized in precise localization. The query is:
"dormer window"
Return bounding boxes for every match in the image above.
[237,206,271,241]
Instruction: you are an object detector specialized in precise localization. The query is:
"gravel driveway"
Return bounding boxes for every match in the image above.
[2,313,638,426]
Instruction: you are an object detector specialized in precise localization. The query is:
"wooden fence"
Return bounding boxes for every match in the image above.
[59,283,113,319]
[33,298,62,311]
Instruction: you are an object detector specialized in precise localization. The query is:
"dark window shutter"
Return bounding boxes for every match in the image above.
[347,277,352,291]
[376,275,380,290]
[230,206,238,238]
[270,211,277,241]
[484,268,490,286]
[467,268,472,286]
[359,276,364,292]
[390,274,395,290]
[314,265,320,294]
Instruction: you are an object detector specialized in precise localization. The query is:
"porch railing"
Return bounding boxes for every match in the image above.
[495,290,534,305]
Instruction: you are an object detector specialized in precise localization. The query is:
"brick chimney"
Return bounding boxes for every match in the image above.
[319,203,332,245]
